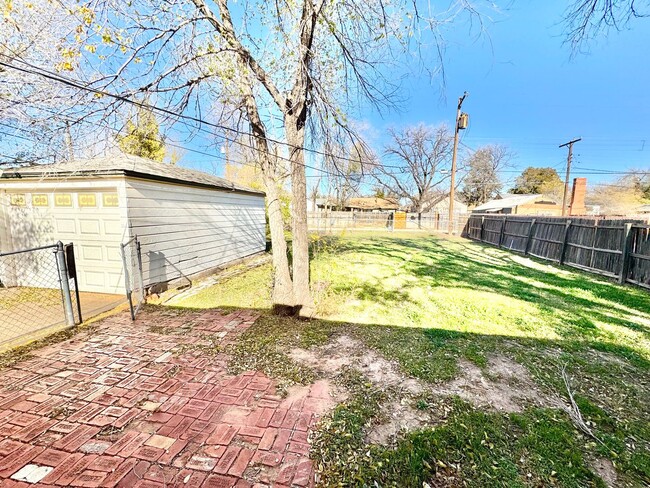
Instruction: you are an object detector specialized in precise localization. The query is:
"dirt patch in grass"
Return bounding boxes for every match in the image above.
[441,357,563,413]
[291,335,565,446]
[367,400,431,445]
[591,457,617,488]
[290,335,424,394]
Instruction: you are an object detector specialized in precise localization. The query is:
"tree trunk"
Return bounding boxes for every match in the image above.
[231,57,295,315]
[286,119,315,317]
[263,171,295,314]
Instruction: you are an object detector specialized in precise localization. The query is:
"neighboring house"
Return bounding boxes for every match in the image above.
[316,197,399,212]
[0,155,266,295]
[472,194,562,216]
[314,197,335,211]
[346,197,399,212]
[638,204,650,214]
[420,194,468,215]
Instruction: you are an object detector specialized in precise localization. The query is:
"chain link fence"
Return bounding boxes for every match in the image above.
[121,236,145,320]
[308,211,470,234]
[0,242,81,349]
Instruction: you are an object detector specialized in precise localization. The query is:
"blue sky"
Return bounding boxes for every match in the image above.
[174,1,649,190]
[370,0,650,188]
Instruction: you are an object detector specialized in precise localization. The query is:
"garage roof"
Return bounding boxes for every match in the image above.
[0,155,265,196]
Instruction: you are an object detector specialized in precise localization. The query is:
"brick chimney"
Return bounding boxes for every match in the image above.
[569,177,587,216]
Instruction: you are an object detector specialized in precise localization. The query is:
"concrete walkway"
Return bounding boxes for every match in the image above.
[0,308,327,487]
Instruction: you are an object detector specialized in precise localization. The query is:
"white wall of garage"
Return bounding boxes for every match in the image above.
[1,172,266,295]
[124,177,266,290]
[0,178,129,294]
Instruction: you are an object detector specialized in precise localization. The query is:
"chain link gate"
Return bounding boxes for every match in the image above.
[0,241,81,349]
[121,235,145,320]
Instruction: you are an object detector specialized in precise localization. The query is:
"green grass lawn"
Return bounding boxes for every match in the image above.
[170,232,650,487]
[0,286,62,309]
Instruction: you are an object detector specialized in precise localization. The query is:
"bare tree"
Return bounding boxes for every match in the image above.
[324,141,376,209]
[460,145,512,206]
[374,124,455,220]
[588,174,648,214]
[563,0,649,51]
[0,0,101,161]
[1,0,488,316]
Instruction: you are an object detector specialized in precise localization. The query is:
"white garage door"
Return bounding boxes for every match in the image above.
[3,189,126,294]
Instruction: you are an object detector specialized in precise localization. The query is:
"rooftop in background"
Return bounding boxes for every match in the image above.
[346,197,400,210]
[473,194,558,213]
[0,155,264,196]
[315,197,400,211]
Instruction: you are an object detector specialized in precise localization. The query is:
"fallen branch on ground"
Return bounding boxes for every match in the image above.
[561,364,611,452]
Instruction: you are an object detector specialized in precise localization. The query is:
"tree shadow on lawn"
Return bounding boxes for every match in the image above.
[152,234,650,485]
[153,302,649,488]
[333,235,650,347]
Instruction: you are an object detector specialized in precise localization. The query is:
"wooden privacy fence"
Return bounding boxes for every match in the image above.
[464,214,650,289]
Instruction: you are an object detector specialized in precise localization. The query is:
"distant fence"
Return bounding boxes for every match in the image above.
[308,211,470,234]
[464,214,650,289]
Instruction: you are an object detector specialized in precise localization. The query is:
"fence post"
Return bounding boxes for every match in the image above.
[498,216,507,248]
[524,218,536,255]
[55,241,76,327]
[619,223,633,284]
[136,237,145,305]
[479,216,485,242]
[65,243,83,323]
[559,220,572,265]
[121,240,135,321]
[589,220,599,270]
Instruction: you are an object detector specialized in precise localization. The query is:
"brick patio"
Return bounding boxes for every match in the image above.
[0,308,330,487]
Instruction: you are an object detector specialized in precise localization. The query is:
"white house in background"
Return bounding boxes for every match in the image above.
[422,194,468,215]
[0,155,266,295]
[472,194,562,216]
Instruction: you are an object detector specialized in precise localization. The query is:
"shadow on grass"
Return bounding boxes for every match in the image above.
[146,302,649,487]
[330,235,650,346]
[111,233,650,486]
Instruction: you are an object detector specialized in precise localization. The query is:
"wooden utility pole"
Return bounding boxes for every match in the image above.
[559,138,581,216]
[448,91,468,234]
[64,122,74,161]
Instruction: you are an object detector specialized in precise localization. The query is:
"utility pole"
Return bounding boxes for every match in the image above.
[559,138,581,216]
[64,122,74,161]
[448,91,468,235]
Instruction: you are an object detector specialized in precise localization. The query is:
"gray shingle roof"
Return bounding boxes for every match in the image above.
[0,155,265,196]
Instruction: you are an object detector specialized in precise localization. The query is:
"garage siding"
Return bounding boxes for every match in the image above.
[0,180,129,294]
[124,178,266,288]
[0,191,8,251]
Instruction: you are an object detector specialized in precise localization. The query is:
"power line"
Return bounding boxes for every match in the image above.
[2,58,646,185]
[0,127,35,143]
[572,166,649,175]
[0,116,405,180]
[0,58,341,175]
[4,55,495,176]
[1,57,420,174]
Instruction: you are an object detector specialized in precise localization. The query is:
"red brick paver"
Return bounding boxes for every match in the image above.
[0,309,325,487]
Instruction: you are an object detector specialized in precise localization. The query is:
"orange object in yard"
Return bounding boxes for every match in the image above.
[394,211,406,229]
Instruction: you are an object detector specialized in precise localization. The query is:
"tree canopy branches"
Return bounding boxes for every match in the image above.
[373,124,454,213]
[563,0,649,51]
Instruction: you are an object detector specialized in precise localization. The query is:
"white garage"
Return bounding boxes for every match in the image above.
[0,155,266,295]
